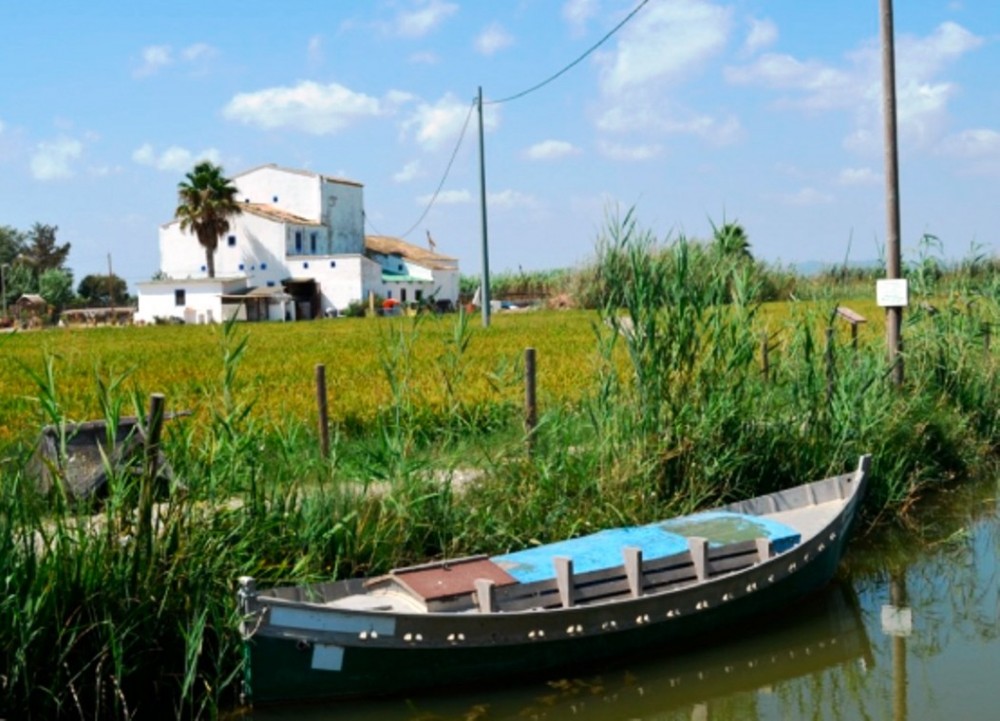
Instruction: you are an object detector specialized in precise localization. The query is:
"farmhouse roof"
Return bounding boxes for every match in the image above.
[242,202,324,226]
[364,235,458,271]
[16,293,46,306]
[233,163,364,188]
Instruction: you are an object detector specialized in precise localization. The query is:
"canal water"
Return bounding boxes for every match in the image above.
[249,474,999,721]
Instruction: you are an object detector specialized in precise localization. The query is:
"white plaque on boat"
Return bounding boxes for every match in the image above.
[876,279,908,308]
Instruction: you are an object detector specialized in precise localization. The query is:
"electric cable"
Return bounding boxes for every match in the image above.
[486,0,651,105]
[395,98,477,240]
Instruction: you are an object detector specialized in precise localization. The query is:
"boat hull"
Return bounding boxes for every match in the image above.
[244,498,856,703]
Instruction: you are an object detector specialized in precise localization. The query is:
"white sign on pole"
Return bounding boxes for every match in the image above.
[876,279,908,308]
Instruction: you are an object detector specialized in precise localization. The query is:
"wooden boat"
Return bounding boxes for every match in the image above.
[238,455,871,705]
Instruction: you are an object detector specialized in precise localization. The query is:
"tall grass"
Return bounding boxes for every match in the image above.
[0,213,997,718]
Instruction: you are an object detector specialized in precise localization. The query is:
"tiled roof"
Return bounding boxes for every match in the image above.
[365,235,458,271]
[242,203,324,226]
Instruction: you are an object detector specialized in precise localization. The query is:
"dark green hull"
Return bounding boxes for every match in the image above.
[246,533,846,703]
[241,459,870,705]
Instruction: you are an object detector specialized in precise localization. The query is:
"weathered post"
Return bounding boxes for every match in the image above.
[139,393,165,560]
[315,363,330,459]
[524,347,537,454]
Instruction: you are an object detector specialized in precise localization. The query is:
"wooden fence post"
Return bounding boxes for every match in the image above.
[524,347,537,454]
[315,363,330,459]
[139,393,165,561]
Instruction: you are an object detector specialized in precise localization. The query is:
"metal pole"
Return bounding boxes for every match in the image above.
[477,86,492,328]
[881,0,904,385]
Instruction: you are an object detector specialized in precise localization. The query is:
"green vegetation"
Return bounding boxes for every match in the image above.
[0,212,997,719]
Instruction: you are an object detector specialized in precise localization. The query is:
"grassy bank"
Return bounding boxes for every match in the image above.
[1,215,997,719]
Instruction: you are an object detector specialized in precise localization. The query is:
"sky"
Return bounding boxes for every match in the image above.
[2,0,999,290]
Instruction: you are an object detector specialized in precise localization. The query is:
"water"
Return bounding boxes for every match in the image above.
[247,475,999,721]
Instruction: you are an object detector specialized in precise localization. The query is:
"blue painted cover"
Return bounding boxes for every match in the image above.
[491,511,800,584]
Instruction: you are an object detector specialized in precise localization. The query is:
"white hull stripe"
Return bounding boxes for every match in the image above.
[311,643,345,672]
[269,607,396,637]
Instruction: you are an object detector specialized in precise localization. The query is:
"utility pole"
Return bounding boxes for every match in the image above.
[477,86,492,328]
[880,0,904,385]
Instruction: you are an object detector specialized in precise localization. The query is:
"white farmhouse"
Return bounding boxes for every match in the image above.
[136,164,459,323]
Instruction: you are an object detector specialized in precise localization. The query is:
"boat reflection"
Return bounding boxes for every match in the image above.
[246,581,872,721]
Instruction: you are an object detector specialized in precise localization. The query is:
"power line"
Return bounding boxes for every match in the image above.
[396,98,477,240]
[487,0,651,105]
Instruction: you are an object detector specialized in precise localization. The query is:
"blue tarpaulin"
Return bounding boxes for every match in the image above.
[492,511,800,584]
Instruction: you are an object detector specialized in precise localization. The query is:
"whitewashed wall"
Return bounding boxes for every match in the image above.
[135,278,246,324]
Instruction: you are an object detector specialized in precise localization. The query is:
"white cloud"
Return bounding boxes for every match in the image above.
[402,93,493,150]
[488,189,540,210]
[563,0,600,35]
[393,160,423,183]
[307,35,323,65]
[726,21,983,153]
[598,104,742,145]
[394,0,458,38]
[476,23,513,56]
[778,187,835,206]
[135,45,172,77]
[30,137,83,180]
[132,143,221,172]
[181,43,215,63]
[600,0,731,95]
[598,141,663,161]
[744,18,778,55]
[524,139,581,161]
[417,189,472,205]
[223,81,411,134]
[409,51,440,65]
[134,42,218,77]
[837,167,880,186]
[938,128,1000,157]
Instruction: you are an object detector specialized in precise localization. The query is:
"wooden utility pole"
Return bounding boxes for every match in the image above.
[881,0,904,385]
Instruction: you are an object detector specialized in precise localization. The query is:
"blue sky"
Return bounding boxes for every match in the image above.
[2,1,998,289]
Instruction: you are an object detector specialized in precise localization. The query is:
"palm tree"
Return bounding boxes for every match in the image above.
[175,161,242,278]
[710,220,753,262]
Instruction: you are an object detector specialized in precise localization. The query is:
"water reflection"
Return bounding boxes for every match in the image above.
[247,583,872,721]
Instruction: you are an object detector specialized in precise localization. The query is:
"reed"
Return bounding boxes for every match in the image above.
[0,212,996,718]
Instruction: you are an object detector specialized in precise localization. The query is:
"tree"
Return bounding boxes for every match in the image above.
[77,273,130,306]
[38,268,75,312]
[711,221,753,262]
[175,161,242,278]
[0,225,26,266]
[21,223,71,278]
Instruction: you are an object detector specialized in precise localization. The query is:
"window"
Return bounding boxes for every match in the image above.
[200,265,206,272]
[261,262,268,270]
[386,290,392,299]
[227,235,236,247]
[415,290,423,302]
[398,263,404,271]
[303,262,309,269]
[294,231,302,253]
[238,263,245,271]
[310,232,317,253]
[401,289,407,303]
[266,280,275,287]
[273,195,279,203]
[329,261,336,268]
[174,289,185,306]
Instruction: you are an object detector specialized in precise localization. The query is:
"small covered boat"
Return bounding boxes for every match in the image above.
[238,455,870,704]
